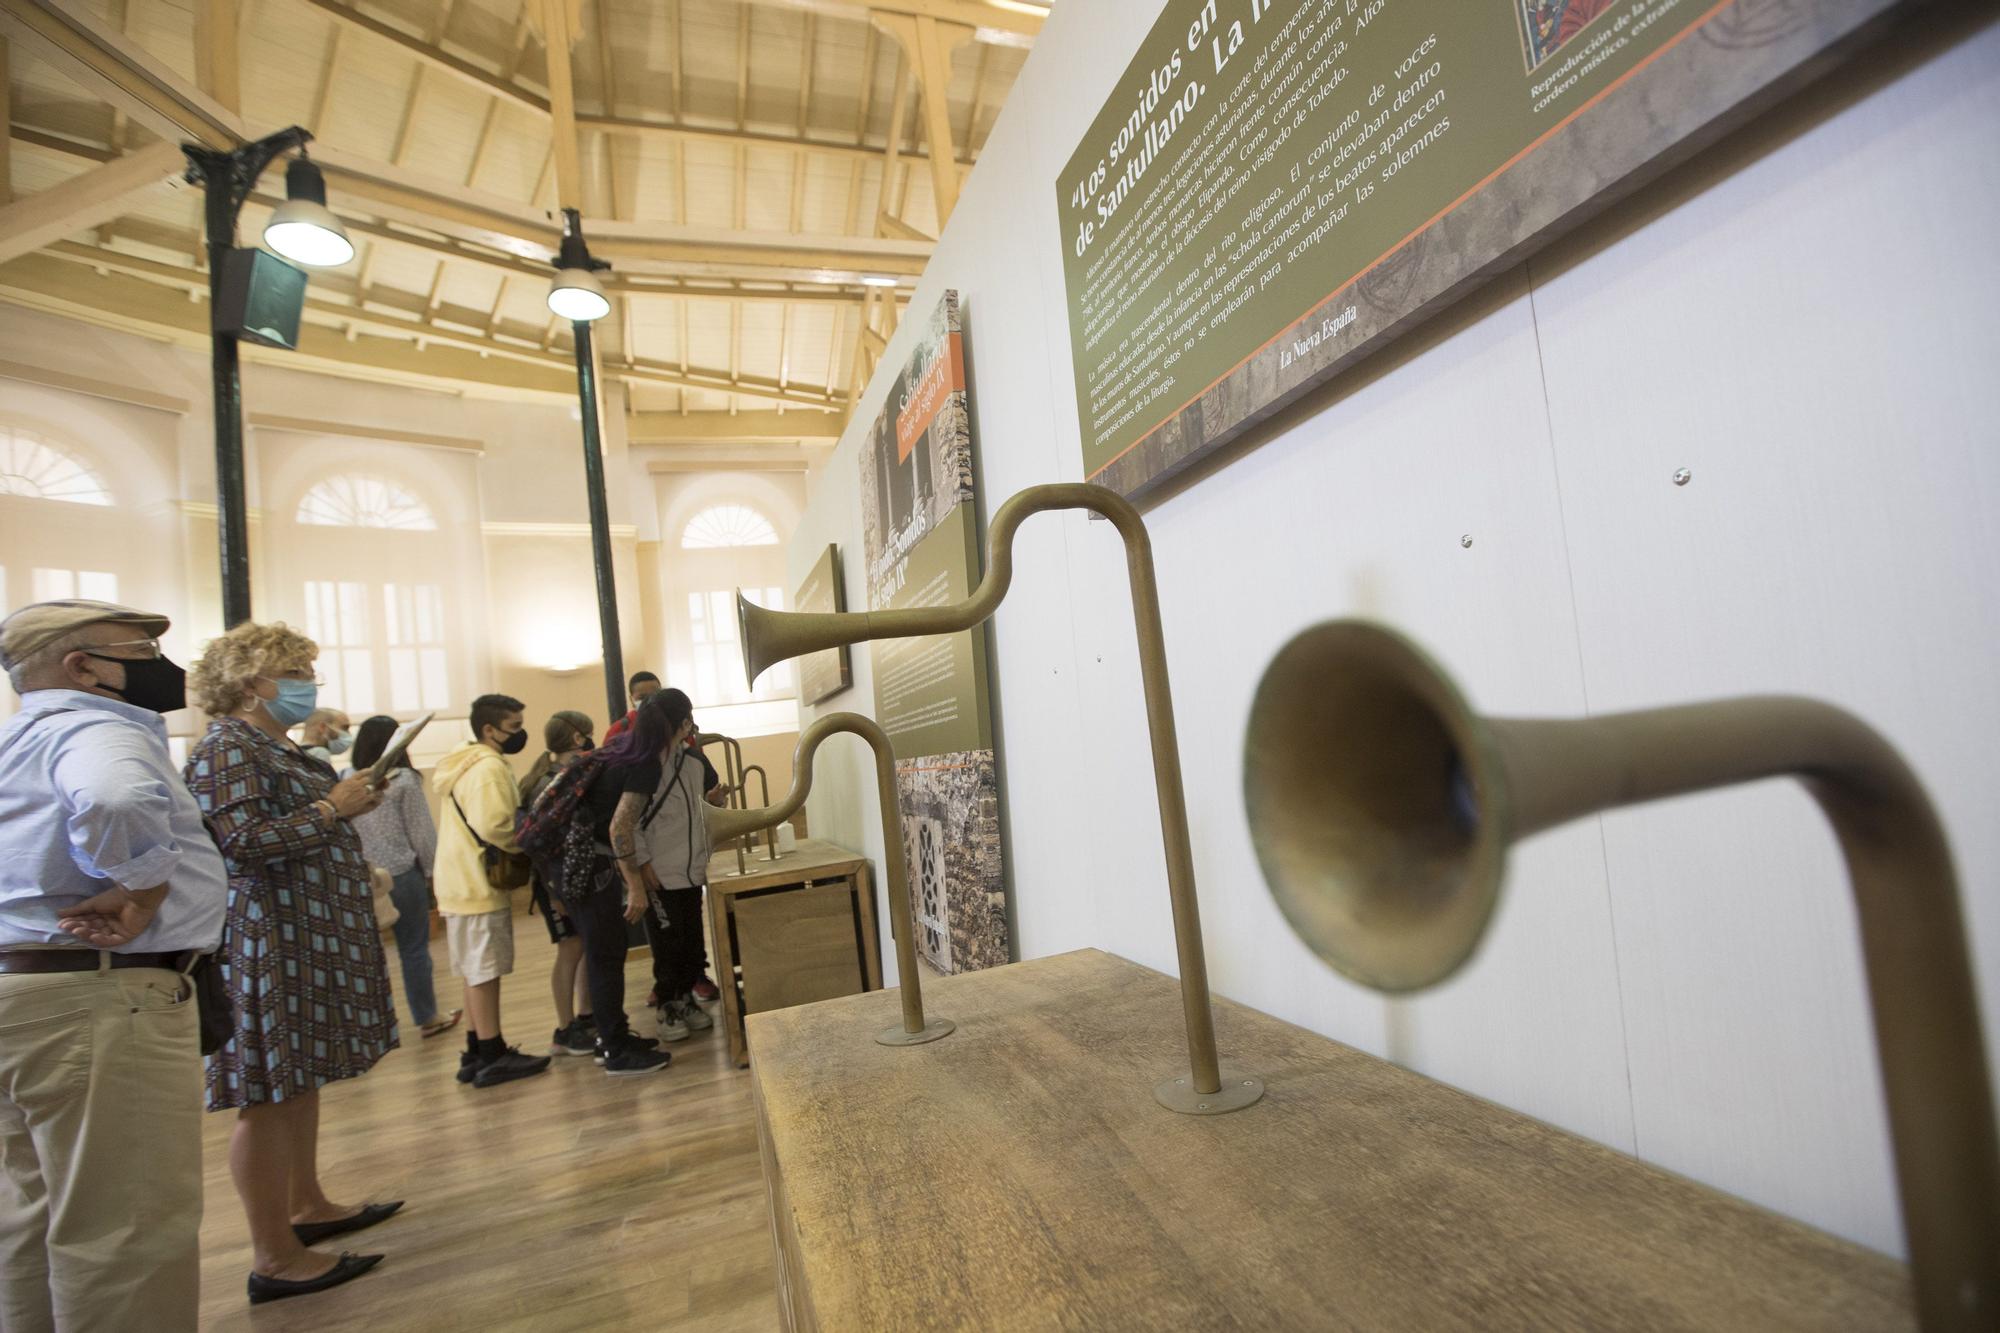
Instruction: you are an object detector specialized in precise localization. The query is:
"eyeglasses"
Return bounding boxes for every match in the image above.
[83,637,163,660]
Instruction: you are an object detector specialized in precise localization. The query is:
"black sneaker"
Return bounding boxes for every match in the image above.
[593,1032,661,1067]
[550,1020,595,1057]
[601,1037,672,1078]
[455,1050,478,1085]
[472,1048,552,1088]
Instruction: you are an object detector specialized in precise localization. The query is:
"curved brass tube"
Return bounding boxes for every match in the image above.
[706,711,953,1047]
[695,731,749,875]
[1244,619,1999,1330]
[738,763,778,860]
[737,482,1260,1113]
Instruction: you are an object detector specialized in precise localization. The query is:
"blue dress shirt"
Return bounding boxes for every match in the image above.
[0,689,228,953]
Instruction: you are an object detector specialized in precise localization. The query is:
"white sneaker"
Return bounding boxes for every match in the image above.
[655,1002,691,1042]
[684,1001,713,1032]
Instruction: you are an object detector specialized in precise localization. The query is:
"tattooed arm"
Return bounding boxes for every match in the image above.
[608,790,651,923]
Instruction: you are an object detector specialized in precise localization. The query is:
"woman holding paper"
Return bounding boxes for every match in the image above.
[183,621,402,1304]
[351,715,459,1039]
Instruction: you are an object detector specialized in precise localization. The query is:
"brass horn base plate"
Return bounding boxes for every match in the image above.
[1155,1065,1266,1115]
[877,1018,955,1047]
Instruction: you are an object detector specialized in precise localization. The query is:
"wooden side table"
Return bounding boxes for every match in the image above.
[706,838,882,1069]
[747,949,1913,1331]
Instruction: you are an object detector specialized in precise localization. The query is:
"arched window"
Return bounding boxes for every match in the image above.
[681,503,778,549]
[296,474,437,530]
[0,428,112,506]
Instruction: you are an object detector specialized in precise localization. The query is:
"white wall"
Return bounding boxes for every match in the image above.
[789,3,2000,1256]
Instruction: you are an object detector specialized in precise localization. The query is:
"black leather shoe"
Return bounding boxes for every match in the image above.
[292,1200,403,1246]
[247,1251,383,1305]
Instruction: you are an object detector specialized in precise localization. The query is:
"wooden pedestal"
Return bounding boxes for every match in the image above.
[747,949,1910,1331]
[707,839,882,1068]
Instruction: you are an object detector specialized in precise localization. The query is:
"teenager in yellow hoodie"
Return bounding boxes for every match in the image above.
[431,694,550,1089]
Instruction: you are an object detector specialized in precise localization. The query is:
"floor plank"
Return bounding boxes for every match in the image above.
[194,905,777,1331]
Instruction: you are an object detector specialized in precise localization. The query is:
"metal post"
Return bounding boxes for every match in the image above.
[182,127,311,630]
[203,176,251,628]
[571,316,626,724]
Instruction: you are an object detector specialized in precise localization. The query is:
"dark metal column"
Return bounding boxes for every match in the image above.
[205,208,252,628]
[571,317,627,724]
[183,127,311,629]
[198,155,251,627]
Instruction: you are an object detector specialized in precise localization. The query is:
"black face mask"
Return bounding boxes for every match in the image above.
[577,738,595,752]
[87,654,187,715]
[498,728,529,755]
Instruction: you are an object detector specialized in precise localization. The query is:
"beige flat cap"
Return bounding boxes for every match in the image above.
[0,599,171,670]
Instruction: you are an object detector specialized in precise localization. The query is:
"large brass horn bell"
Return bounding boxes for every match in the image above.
[1244,620,1505,993]
[1245,618,2000,1330]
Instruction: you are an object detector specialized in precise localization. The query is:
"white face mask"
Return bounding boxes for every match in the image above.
[327,732,353,755]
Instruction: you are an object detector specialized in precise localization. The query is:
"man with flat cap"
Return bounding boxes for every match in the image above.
[0,599,226,1333]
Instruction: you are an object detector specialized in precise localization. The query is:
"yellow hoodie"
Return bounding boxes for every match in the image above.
[430,741,521,916]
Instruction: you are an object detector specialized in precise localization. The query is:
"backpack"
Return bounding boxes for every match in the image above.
[517,750,611,903]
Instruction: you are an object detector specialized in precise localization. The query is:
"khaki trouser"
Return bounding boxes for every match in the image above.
[0,962,203,1333]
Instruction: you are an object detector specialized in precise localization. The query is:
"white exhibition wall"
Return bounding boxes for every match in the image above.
[789,4,2000,1256]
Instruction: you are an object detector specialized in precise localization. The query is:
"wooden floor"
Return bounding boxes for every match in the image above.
[194,907,778,1331]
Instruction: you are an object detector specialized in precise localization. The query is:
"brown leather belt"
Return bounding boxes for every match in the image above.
[0,950,185,975]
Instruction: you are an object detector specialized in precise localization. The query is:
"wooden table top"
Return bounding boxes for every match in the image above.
[747,949,1911,1331]
[707,838,866,897]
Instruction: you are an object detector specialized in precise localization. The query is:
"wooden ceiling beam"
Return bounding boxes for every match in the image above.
[877,210,931,243]
[9,125,116,162]
[538,0,583,211]
[573,114,970,168]
[0,139,184,265]
[0,251,583,396]
[193,0,240,114]
[0,0,244,148]
[873,12,973,227]
[759,0,1039,42]
[0,36,14,205]
[644,455,815,474]
[309,22,344,131]
[963,39,989,149]
[294,0,550,114]
[628,410,841,443]
[7,246,848,408]
[307,144,931,282]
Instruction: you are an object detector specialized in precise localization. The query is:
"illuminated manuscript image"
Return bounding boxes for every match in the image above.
[1518,0,1619,69]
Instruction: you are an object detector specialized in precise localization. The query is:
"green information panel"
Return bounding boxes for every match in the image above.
[858,292,1007,975]
[1056,0,1912,496]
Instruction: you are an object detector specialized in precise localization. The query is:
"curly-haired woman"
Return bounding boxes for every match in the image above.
[183,621,400,1305]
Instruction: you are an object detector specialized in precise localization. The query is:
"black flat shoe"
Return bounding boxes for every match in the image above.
[247,1251,383,1304]
[291,1200,404,1246]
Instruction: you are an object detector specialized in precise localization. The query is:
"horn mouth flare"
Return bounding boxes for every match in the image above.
[736,591,760,688]
[1243,620,1509,993]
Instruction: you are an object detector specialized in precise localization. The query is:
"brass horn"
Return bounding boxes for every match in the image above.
[738,763,777,860]
[706,711,953,1047]
[735,482,1261,1114]
[1244,619,1999,1330]
[695,730,750,875]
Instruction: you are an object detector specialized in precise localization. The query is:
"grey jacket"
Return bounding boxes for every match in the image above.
[634,745,712,889]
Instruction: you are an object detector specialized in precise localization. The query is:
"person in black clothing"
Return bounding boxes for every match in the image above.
[538,721,673,1078]
[602,689,718,1041]
[520,710,596,1057]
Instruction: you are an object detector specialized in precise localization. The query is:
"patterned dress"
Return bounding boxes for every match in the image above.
[185,716,399,1110]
